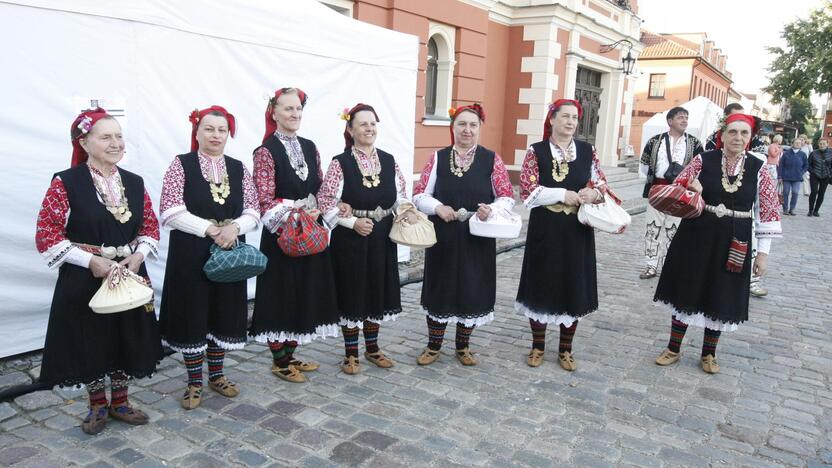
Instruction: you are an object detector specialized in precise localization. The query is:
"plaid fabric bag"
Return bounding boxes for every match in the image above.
[203,242,268,282]
[277,209,328,257]
[725,237,748,273]
[647,183,704,219]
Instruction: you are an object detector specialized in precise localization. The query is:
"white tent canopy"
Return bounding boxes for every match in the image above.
[0,0,419,358]
[639,96,723,154]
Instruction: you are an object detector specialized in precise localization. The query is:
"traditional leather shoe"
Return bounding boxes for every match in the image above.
[81,405,108,435]
[108,404,149,425]
[455,348,478,366]
[289,359,319,372]
[655,348,680,366]
[181,385,203,410]
[365,351,394,368]
[558,351,577,371]
[749,283,768,297]
[342,356,360,375]
[416,348,441,366]
[701,354,720,374]
[271,365,306,383]
[208,376,240,397]
[639,266,657,279]
[527,349,545,367]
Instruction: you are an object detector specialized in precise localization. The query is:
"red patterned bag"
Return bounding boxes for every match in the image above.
[277,209,328,257]
[647,183,704,219]
[725,237,748,273]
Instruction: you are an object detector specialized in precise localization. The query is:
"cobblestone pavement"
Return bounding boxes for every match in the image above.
[1,195,830,467]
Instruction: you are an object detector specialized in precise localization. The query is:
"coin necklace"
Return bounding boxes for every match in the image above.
[93,174,132,223]
[551,144,573,183]
[210,173,231,204]
[450,148,474,177]
[721,153,745,193]
[353,147,380,188]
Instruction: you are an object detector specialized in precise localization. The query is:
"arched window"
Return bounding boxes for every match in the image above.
[425,38,439,116]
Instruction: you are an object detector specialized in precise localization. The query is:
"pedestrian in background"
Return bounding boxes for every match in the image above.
[799,134,813,196]
[808,138,832,216]
[778,136,808,215]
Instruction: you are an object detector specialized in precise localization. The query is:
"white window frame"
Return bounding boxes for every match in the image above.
[423,22,456,123]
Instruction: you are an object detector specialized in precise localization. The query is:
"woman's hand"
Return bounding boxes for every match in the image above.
[577,188,600,204]
[205,225,221,238]
[119,252,145,274]
[563,191,581,206]
[354,218,374,236]
[337,202,352,218]
[687,178,703,193]
[90,256,118,278]
[476,203,492,221]
[435,205,457,222]
[211,224,239,249]
[753,252,768,277]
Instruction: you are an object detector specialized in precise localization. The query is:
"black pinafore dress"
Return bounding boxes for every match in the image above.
[654,150,761,328]
[250,135,339,343]
[515,140,598,322]
[329,149,402,327]
[159,152,248,352]
[40,164,162,387]
[421,145,497,325]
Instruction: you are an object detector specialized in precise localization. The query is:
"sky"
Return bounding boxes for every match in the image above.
[637,0,827,106]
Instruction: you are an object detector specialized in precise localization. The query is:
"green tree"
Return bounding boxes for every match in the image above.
[765,2,832,100]
[784,96,815,134]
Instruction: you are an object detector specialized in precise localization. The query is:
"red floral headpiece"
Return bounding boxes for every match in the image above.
[342,103,380,150]
[715,113,757,150]
[189,105,236,152]
[543,99,583,141]
[448,103,486,144]
[263,88,308,144]
[70,107,111,167]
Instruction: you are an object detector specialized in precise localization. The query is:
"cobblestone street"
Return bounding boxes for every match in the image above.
[1,195,830,467]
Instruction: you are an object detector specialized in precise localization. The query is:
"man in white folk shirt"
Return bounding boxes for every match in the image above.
[638,106,704,279]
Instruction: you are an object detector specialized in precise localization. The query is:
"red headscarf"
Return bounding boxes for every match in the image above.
[715,113,757,150]
[448,103,486,145]
[263,88,308,144]
[342,103,380,151]
[70,107,111,167]
[189,105,236,152]
[543,99,583,141]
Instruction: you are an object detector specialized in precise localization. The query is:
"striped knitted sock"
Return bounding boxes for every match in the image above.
[87,378,108,407]
[558,322,578,354]
[426,316,447,351]
[363,321,380,354]
[268,340,289,367]
[284,340,299,361]
[455,324,474,350]
[668,316,689,353]
[530,319,548,351]
[702,328,722,357]
[182,351,204,387]
[109,371,129,407]
[206,341,225,382]
[342,326,360,358]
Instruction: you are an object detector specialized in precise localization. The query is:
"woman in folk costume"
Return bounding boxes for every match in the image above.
[654,114,781,373]
[515,99,610,371]
[35,108,162,434]
[159,106,260,409]
[250,88,340,384]
[318,103,410,375]
[412,103,514,366]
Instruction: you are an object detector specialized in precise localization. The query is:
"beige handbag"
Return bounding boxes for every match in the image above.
[88,265,153,314]
[388,203,437,249]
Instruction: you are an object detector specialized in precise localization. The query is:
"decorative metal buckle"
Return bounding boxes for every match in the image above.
[370,206,385,222]
[456,208,472,222]
[714,203,729,218]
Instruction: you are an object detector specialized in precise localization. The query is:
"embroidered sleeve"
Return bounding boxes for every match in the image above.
[755,163,782,248]
[392,161,411,212]
[672,154,703,186]
[490,153,515,211]
[318,159,346,228]
[253,146,294,233]
[519,148,539,201]
[639,137,654,167]
[588,146,609,195]
[134,188,160,259]
[413,153,442,215]
[35,177,91,269]
[159,157,187,226]
[233,165,261,235]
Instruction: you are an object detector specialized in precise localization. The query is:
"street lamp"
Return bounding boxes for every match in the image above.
[600,39,636,76]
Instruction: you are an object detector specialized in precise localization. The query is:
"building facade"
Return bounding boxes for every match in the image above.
[320,0,643,176]
[628,31,732,154]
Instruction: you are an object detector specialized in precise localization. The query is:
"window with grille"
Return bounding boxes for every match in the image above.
[648,73,666,98]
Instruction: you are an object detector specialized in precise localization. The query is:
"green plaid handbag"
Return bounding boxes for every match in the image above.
[203,242,268,282]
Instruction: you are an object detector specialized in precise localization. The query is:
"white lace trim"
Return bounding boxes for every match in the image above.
[251,324,341,344]
[161,339,208,354]
[339,313,400,329]
[206,334,247,350]
[671,309,740,332]
[425,311,494,328]
[514,301,586,327]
